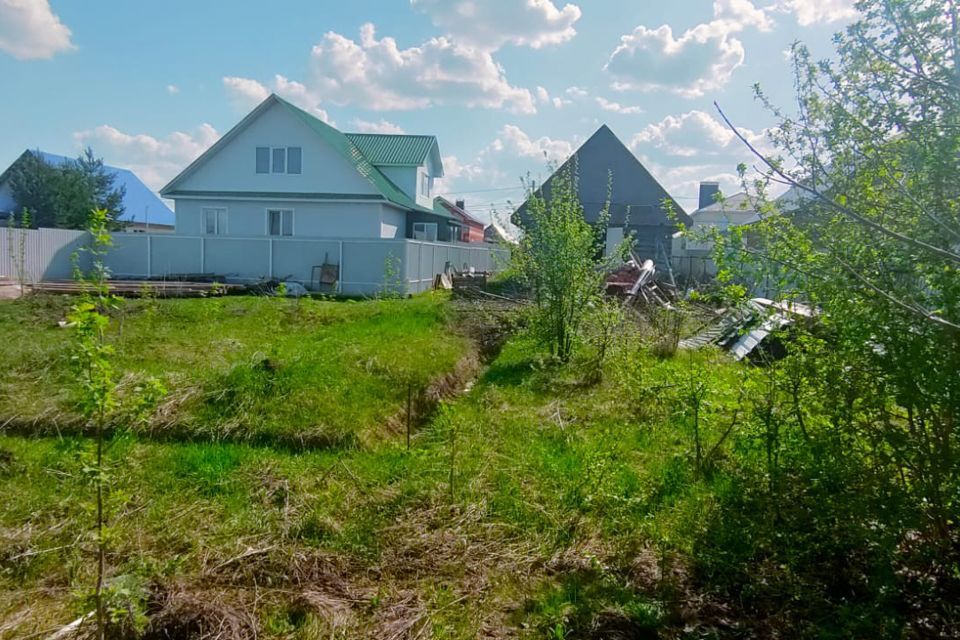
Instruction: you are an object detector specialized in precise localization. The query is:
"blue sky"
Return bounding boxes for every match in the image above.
[0,0,856,222]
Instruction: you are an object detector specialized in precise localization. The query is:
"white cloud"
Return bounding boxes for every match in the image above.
[437,125,576,197]
[307,24,536,114]
[166,84,180,95]
[714,0,775,31]
[491,124,573,162]
[351,118,406,134]
[630,110,775,200]
[775,0,857,25]
[565,86,588,98]
[596,97,643,115]
[223,76,270,108]
[410,0,581,50]
[535,86,570,109]
[605,0,773,98]
[223,74,333,123]
[73,123,220,191]
[0,0,74,60]
[606,24,745,98]
[632,110,740,156]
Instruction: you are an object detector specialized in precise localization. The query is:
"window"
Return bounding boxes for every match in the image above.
[413,222,437,242]
[203,208,227,235]
[272,148,286,174]
[268,209,294,237]
[420,173,430,196]
[256,147,270,174]
[287,147,302,174]
[257,147,302,175]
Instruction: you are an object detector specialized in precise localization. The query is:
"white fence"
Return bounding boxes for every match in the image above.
[0,227,89,284]
[0,228,509,296]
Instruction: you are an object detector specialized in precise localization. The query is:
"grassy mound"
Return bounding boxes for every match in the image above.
[0,294,469,448]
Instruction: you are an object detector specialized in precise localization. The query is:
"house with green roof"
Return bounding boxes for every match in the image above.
[161,94,460,242]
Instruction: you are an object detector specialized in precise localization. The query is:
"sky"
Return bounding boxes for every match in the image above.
[0,0,858,223]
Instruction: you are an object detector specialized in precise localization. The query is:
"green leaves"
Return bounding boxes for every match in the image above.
[514,164,628,362]
[7,149,126,230]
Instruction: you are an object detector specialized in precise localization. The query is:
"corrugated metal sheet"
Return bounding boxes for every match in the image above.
[344,134,436,166]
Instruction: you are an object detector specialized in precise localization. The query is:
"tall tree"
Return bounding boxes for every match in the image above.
[8,148,126,230]
[716,0,960,538]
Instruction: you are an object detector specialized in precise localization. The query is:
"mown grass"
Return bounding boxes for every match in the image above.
[0,293,469,447]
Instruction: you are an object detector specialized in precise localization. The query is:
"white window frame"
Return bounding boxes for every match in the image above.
[266,208,295,237]
[413,221,437,242]
[420,173,431,197]
[202,207,227,235]
[258,146,303,175]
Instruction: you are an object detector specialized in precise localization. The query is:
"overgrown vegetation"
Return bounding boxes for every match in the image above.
[2,1,958,637]
[0,293,469,448]
[512,165,627,362]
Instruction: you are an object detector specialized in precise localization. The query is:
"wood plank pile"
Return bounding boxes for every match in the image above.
[27,280,245,298]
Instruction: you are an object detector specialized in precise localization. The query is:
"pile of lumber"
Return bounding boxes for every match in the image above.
[27,279,244,298]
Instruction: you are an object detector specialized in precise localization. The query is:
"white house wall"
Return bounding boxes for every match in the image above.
[379,166,417,203]
[377,155,440,210]
[174,100,379,196]
[174,198,388,238]
[379,206,405,239]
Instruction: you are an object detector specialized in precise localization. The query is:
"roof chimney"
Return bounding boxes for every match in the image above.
[455,199,465,210]
[698,182,720,210]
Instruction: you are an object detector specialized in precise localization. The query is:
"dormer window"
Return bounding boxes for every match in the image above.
[256,147,302,174]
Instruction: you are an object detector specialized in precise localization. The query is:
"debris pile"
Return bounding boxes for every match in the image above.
[680,298,815,361]
[605,254,676,308]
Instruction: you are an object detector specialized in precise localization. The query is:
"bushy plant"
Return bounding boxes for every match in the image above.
[513,165,628,361]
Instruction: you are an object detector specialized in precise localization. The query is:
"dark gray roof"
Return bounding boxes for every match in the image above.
[513,125,691,228]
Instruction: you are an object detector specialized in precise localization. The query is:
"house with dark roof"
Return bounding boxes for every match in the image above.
[0,150,175,232]
[434,196,485,243]
[161,94,460,242]
[512,125,691,267]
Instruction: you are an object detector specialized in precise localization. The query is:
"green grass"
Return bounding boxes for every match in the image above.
[0,293,469,447]
[0,309,763,638]
[0,296,919,638]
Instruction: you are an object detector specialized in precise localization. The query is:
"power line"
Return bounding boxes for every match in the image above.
[441,185,526,194]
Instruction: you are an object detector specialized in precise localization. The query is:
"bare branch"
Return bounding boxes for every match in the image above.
[831,253,960,332]
[714,102,960,266]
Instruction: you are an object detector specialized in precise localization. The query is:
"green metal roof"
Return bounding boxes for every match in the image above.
[274,97,437,214]
[344,133,437,167]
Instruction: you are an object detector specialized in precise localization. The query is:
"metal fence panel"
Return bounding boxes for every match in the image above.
[1,228,510,296]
